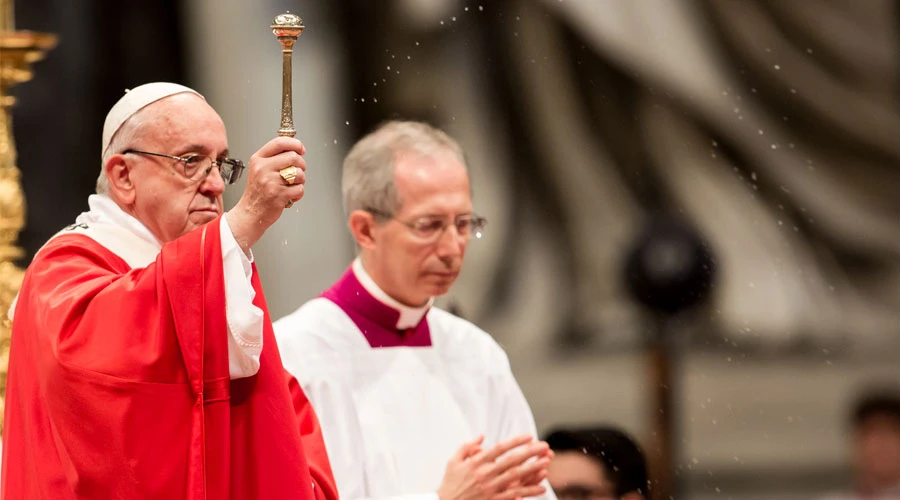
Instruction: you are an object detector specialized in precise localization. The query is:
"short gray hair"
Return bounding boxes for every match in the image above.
[96,104,156,194]
[342,120,466,217]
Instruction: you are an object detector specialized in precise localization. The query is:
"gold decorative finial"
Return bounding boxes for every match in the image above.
[270,11,304,138]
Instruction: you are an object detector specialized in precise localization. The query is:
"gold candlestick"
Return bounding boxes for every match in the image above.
[0,0,57,435]
[270,12,304,138]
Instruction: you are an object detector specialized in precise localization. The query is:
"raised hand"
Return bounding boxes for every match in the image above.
[226,136,307,252]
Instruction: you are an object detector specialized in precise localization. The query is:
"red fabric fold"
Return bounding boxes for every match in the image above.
[2,218,337,499]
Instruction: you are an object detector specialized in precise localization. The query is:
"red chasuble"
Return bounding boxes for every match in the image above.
[1,217,337,500]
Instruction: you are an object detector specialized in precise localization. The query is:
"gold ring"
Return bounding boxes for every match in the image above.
[279,166,298,185]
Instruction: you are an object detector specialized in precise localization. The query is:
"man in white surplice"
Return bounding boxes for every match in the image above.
[274,121,556,500]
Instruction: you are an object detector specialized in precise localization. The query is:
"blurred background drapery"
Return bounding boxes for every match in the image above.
[9,0,900,498]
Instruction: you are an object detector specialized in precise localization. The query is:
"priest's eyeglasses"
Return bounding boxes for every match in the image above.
[552,485,616,500]
[367,208,487,241]
[123,149,246,185]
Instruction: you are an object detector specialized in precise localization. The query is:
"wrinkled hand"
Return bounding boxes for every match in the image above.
[226,137,307,252]
[437,435,552,500]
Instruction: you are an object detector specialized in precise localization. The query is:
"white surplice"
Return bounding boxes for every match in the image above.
[274,260,556,500]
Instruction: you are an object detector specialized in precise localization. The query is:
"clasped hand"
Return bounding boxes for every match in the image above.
[438,434,553,500]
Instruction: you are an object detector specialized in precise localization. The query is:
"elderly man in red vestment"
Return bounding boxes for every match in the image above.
[0,82,338,500]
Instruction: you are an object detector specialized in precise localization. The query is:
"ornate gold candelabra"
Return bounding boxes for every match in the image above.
[0,0,57,434]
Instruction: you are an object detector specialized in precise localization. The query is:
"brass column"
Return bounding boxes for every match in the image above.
[0,0,57,434]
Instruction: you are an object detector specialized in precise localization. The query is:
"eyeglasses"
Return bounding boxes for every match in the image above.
[123,149,245,185]
[552,485,617,500]
[367,208,487,242]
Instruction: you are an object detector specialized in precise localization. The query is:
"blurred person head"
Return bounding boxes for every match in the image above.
[342,120,486,306]
[545,427,649,500]
[849,388,900,495]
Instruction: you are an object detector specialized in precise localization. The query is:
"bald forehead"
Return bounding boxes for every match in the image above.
[136,94,225,145]
[393,148,465,174]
